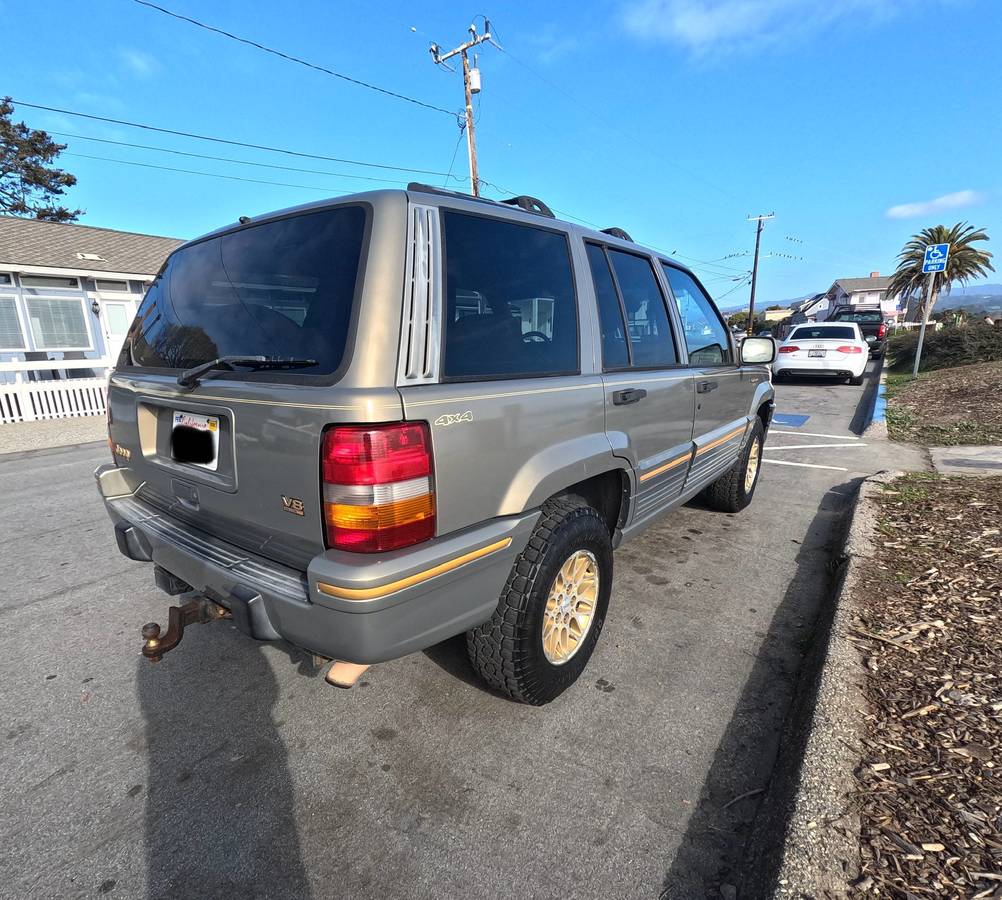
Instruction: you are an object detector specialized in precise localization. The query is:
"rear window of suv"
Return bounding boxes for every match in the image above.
[121,205,366,376]
[442,211,578,380]
[832,310,882,323]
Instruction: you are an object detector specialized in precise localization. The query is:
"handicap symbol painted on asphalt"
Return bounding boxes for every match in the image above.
[772,413,811,427]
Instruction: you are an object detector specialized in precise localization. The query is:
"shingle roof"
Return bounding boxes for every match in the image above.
[0,215,184,276]
[832,276,893,294]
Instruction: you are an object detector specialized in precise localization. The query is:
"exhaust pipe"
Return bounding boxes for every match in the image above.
[325,661,370,688]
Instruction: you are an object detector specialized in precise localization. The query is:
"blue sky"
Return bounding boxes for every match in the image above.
[6,0,1001,304]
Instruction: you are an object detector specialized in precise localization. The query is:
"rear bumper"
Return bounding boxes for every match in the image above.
[773,357,867,378]
[95,464,538,664]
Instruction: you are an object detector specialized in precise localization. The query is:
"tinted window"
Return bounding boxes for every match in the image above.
[122,206,366,375]
[586,244,630,369]
[442,212,577,379]
[662,265,732,365]
[833,310,882,323]
[607,250,677,367]
[789,326,857,340]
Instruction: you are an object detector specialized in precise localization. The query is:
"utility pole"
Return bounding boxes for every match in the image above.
[746,213,775,336]
[430,20,495,197]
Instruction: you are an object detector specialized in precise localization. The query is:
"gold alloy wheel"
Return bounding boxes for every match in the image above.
[542,550,599,665]
[745,434,762,493]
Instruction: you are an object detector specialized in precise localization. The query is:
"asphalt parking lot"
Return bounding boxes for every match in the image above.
[0,361,924,899]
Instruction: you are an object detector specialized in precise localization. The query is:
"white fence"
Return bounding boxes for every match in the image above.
[0,358,111,424]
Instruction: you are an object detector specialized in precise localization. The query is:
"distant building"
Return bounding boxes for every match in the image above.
[0,215,183,422]
[784,272,902,334]
[762,307,792,323]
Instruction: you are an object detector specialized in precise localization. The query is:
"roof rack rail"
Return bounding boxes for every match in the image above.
[601,227,634,242]
[407,182,475,201]
[499,195,555,218]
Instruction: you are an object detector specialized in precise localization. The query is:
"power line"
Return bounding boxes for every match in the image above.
[131,0,456,117]
[63,152,355,193]
[51,132,412,186]
[11,100,452,176]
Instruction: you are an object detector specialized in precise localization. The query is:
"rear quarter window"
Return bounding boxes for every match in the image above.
[441,211,578,380]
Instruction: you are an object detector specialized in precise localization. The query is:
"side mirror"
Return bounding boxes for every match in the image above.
[740,336,776,365]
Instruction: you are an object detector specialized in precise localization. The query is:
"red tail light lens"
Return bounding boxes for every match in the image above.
[322,423,435,552]
[836,345,864,354]
[778,345,799,353]
[877,324,887,339]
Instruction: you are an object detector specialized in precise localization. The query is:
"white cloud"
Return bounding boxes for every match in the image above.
[119,48,160,78]
[622,0,912,54]
[885,190,986,220]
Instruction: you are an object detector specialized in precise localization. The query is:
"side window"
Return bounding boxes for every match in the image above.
[662,265,733,365]
[586,243,629,369]
[442,211,578,380]
[607,250,678,368]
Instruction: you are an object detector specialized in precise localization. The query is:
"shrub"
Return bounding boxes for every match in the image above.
[888,323,1002,372]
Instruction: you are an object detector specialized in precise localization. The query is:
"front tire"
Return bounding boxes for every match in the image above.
[701,418,765,513]
[466,496,613,705]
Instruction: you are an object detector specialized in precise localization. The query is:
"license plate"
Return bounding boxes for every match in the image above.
[809,349,826,358]
[171,411,219,470]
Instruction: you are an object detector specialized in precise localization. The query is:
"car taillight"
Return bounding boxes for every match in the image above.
[877,324,887,339]
[778,345,799,353]
[322,423,435,552]
[836,345,864,354]
[107,403,115,460]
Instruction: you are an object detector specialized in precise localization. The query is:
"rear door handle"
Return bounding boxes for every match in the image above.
[612,388,647,406]
[696,380,719,394]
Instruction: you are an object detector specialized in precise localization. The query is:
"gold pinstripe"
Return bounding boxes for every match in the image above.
[695,425,747,456]
[639,451,692,483]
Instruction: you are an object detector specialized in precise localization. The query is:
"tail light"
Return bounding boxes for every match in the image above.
[322,423,435,552]
[107,402,115,460]
[877,324,887,339]
[836,345,864,354]
[778,345,799,353]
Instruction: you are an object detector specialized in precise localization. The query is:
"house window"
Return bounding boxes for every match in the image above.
[0,273,12,286]
[95,279,129,292]
[25,297,92,350]
[20,275,81,290]
[0,297,25,349]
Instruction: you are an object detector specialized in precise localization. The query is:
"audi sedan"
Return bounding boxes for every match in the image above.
[772,322,869,385]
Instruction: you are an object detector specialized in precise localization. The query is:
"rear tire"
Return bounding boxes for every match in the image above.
[466,496,613,705]
[701,418,765,513]
[849,373,864,386]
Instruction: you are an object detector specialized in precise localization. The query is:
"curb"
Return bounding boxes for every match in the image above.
[861,360,888,437]
[744,471,900,897]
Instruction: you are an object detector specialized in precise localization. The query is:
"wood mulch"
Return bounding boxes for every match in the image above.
[847,474,1001,897]
[886,362,1002,447]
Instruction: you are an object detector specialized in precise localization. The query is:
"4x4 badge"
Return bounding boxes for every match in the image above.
[282,495,305,516]
[433,411,473,427]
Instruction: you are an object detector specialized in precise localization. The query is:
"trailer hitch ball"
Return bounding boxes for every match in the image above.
[141,598,227,663]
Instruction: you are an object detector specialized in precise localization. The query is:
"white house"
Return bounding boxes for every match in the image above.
[784,272,902,333]
[0,215,182,423]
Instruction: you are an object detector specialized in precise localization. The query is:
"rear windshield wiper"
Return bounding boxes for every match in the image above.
[177,356,318,388]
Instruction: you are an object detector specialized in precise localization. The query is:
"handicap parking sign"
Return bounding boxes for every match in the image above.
[922,243,950,273]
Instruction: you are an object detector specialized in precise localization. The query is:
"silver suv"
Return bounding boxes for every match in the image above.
[96,185,777,705]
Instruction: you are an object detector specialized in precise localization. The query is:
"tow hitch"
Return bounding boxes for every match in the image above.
[141,597,229,662]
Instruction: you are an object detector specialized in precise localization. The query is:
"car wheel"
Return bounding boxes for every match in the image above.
[849,373,865,386]
[701,418,765,514]
[466,496,613,705]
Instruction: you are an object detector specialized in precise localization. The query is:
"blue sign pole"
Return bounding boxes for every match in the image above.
[914,243,951,377]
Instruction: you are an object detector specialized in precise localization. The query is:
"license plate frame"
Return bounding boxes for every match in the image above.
[171,411,220,471]
[808,349,826,358]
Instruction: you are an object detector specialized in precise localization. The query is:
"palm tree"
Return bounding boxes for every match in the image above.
[887,222,994,322]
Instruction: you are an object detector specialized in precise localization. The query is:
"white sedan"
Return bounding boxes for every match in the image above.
[773,322,869,385]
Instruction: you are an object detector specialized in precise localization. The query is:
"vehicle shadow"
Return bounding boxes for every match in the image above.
[659,478,857,899]
[136,624,313,900]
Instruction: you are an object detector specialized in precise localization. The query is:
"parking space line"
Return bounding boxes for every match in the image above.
[763,459,849,472]
[765,442,867,451]
[770,430,861,440]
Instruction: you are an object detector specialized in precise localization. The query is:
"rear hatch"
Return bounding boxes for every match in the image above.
[831,309,884,344]
[107,202,401,571]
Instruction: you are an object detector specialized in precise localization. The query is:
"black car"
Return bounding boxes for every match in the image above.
[827,306,887,357]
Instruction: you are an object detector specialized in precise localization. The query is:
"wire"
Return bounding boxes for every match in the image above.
[131,0,456,117]
[442,126,466,187]
[713,277,752,302]
[51,132,411,185]
[63,152,357,193]
[11,100,451,176]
